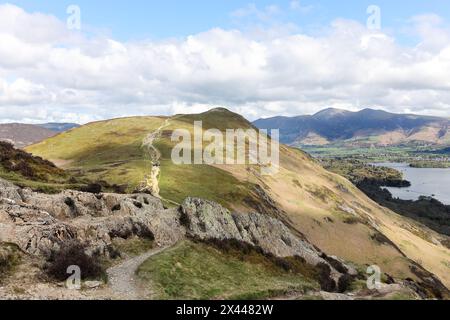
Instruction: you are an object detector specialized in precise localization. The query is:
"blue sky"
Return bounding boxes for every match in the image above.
[1,1,450,122]
[7,0,450,40]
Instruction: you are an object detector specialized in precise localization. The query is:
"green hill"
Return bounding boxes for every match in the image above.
[27,116,165,193]
[26,108,450,290]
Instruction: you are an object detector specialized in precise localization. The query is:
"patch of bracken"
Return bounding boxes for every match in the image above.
[111,204,121,211]
[64,197,75,208]
[80,183,102,194]
[316,262,337,292]
[320,253,348,274]
[45,240,104,281]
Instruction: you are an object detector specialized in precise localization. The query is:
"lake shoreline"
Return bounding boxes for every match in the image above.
[372,162,450,205]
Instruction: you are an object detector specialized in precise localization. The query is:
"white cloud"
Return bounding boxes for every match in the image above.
[231,3,281,21]
[0,4,68,43]
[290,1,313,14]
[409,14,450,53]
[0,4,450,124]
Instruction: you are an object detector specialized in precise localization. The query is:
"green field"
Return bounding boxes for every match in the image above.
[302,145,415,160]
[303,144,450,166]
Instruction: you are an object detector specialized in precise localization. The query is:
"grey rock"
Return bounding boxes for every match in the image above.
[181,197,346,284]
[0,178,182,258]
[84,281,102,289]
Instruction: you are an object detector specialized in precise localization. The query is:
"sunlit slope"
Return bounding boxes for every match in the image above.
[154,108,262,206]
[27,117,166,192]
[153,109,450,289]
[27,109,450,289]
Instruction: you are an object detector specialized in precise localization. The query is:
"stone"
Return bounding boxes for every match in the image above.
[0,178,182,258]
[84,281,102,289]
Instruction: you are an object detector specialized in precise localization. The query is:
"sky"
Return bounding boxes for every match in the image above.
[1,0,450,123]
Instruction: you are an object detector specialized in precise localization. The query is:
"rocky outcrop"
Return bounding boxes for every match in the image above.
[0,178,184,257]
[181,198,322,261]
[180,197,354,287]
[0,178,352,291]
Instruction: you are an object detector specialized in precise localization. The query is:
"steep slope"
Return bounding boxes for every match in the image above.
[253,108,450,147]
[27,108,450,289]
[0,123,57,148]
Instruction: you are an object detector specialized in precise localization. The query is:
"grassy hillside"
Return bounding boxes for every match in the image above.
[0,141,79,193]
[137,240,318,300]
[27,117,165,193]
[27,109,450,290]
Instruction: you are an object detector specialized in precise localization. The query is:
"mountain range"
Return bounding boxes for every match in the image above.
[253,108,450,147]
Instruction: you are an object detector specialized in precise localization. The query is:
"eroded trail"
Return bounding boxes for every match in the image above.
[106,246,168,300]
[140,117,175,200]
[107,117,182,300]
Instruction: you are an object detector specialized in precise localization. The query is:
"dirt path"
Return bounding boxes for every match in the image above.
[140,116,180,206]
[140,118,170,197]
[106,246,168,300]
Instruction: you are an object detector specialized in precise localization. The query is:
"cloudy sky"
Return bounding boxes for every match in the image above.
[1,0,450,124]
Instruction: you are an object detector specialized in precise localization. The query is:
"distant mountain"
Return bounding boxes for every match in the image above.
[37,123,80,132]
[253,108,450,147]
[0,124,57,148]
[0,122,80,148]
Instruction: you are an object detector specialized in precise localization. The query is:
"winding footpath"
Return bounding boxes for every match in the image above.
[107,117,184,300]
[106,246,168,300]
[140,116,180,207]
[140,118,171,197]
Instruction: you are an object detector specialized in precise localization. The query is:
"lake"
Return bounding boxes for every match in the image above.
[373,162,450,205]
